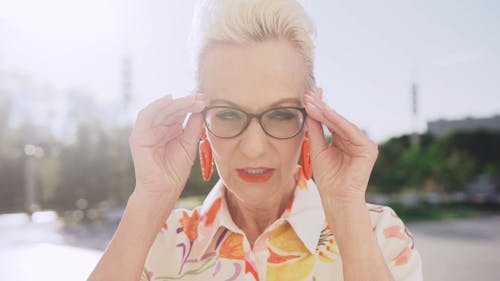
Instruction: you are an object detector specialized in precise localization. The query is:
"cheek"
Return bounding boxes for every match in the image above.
[277,139,303,169]
[208,138,235,171]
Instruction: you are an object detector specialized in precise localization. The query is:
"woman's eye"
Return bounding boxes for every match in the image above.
[216,110,241,120]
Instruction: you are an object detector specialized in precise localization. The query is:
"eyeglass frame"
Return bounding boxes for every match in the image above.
[201,105,307,140]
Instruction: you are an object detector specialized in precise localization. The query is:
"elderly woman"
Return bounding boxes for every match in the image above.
[89,1,422,280]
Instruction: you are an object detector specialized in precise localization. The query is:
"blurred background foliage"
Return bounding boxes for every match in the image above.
[0,94,218,215]
[371,130,500,193]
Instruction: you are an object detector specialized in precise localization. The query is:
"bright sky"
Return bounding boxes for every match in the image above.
[1,0,499,143]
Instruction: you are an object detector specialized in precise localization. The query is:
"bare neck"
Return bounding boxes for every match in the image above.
[225,180,295,248]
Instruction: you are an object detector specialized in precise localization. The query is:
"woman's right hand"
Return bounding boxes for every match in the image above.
[129,94,207,197]
[88,94,206,281]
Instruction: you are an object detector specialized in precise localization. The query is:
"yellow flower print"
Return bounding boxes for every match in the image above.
[266,223,315,281]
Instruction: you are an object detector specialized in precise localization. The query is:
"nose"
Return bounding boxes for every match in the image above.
[238,117,268,159]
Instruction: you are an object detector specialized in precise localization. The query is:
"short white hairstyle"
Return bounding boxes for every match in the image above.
[190,0,317,91]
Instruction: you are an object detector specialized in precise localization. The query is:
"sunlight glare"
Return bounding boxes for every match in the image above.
[0,0,120,44]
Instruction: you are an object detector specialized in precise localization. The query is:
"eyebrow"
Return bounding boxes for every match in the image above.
[209,97,302,110]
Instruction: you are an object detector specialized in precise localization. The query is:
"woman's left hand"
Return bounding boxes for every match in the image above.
[304,90,379,204]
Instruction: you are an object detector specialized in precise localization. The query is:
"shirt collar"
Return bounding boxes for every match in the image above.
[200,179,241,233]
[192,179,240,260]
[286,168,326,254]
[193,166,325,259]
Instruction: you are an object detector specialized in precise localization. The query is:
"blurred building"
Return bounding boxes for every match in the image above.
[427,114,500,137]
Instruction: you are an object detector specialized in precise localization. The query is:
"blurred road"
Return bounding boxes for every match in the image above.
[0,212,103,281]
[0,212,499,280]
[410,215,500,281]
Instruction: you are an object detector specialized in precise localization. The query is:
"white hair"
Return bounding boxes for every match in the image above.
[189,0,317,91]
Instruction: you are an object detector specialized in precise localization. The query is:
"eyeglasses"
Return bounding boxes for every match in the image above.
[202,106,306,139]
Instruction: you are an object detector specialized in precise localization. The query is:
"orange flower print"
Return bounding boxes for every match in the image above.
[384,225,405,240]
[267,247,301,264]
[204,197,222,226]
[245,258,260,281]
[160,222,168,232]
[393,246,412,266]
[179,209,199,241]
[219,232,245,260]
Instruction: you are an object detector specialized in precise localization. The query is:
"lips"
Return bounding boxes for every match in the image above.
[236,167,275,183]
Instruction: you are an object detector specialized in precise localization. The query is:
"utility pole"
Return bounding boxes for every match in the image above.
[122,56,132,123]
[24,144,44,218]
[410,82,420,148]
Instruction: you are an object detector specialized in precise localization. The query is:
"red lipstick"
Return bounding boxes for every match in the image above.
[236,167,275,183]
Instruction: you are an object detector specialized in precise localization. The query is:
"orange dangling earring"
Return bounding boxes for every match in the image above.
[199,128,213,181]
[301,131,312,180]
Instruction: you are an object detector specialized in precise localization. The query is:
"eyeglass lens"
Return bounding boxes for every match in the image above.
[204,107,304,139]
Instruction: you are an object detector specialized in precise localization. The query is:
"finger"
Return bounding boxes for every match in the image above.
[152,103,200,128]
[305,115,328,158]
[304,92,368,145]
[304,97,339,134]
[136,95,174,124]
[304,92,349,137]
[181,112,204,147]
[133,101,192,142]
[131,121,184,148]
[152,94,206,126]
[151,112,204,151]
[166,113,204,166]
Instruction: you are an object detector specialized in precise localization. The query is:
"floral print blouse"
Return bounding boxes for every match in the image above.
[141,168,423,280]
